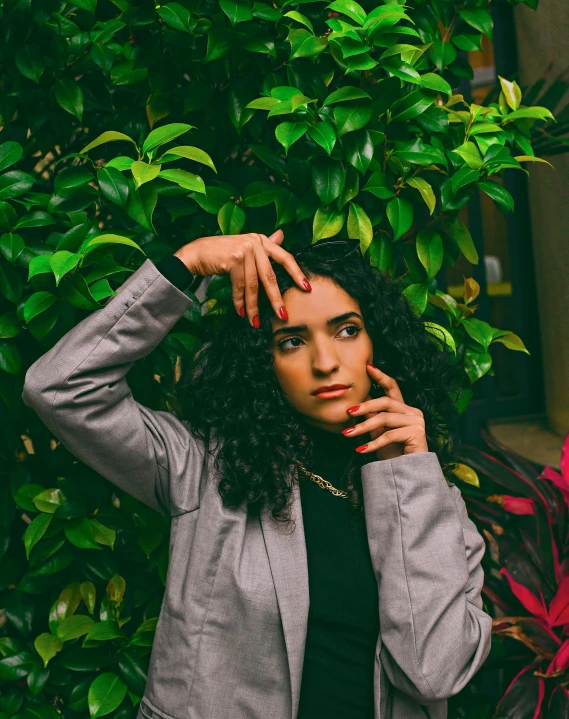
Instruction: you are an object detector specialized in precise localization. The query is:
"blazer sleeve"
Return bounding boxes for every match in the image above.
[361,451,492,704]
[21,258,207,517]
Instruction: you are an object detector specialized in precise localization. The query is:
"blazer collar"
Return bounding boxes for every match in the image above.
[260,471,309,719]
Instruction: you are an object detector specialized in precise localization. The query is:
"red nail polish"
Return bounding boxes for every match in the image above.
[355,444,368,453]
[252,315,260,329]
[279,306,288,320]
[347,405,360,414]
[302,279,312,291]
[342,427,355,434]
[239,307,245,318]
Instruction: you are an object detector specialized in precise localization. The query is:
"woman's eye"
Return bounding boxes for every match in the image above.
[277,324,361,351]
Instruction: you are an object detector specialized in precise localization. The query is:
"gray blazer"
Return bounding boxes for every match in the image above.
[22,258,493,719]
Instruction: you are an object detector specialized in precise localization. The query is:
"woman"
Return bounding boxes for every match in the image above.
[22,229,492,719]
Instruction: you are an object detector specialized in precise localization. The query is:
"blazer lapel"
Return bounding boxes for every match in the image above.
[260,472,309,719]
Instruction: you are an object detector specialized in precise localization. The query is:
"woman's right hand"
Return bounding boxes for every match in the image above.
[174,230,311,328]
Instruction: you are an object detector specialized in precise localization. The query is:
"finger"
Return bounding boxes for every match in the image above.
[229,251,246,319]
[242,240,260,328]
[349,396,422,418]
[261,236,311,293]
[361,427,415,454]
[366,363,404,403]
[345,412,423,437]
[254,238,289,322]
[268,229,284,244]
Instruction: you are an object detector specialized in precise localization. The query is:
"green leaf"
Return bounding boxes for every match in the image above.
[0,171,34,200]
[55,79,83,122]
[513,154,554,167]
[88,673,128,718]
[81,582,97,614]
[491,331,529,354]
[462,318,494,349]
[464,347,492,383]
[307,123,336,155]
[130,161,161,189]
[311,158,346,205]
[402,283,428,316]
[80,131,138,155]
[85,620,125,642]
[477,179,514,213]
[218,202,245,234]
[159,168,205,193]
[57,615,96,641]
[91,519,117,550]
[0,142,23,173]
[322,86,371,106]
[338,166,359,208]
[390,90,434,123]
[159,145,217,173]
[424,322,456,355]
[313,207,345,240]
[157,3,193,32]
[451,166,480,195]
[15,45,45,83]
[503,107,555,124]
[23,292,57,325]
[83,234,144,257]
[343,130,373,174]
[419,73,452,97]
[327,0,366,25]
[275,188,297,227]
[219,0,253,25]
[416,229,443,280]
[65,518,102,550]
[347,203,372,254]
[245,97,280,110]
[289,29,327,59]
[32,488,65,514]
[363,171,394,200]
[275,121,309,153]
[498,76,522,111]
[142,123,194,155]
[334,105,372,136]
[406,177,436,215]
[451,141,483,169]
[33,634,63,668]
[429,41,456,73]
[446,216,479,264]
[386,197,413,241]
[243,181,276,207]
[459,9,493,40]
[367,236,393,273]
[284,11,314,33]
[97,167,129,208]
[23,514,52,560]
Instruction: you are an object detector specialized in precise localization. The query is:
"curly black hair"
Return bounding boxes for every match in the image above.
[178,250,466,528]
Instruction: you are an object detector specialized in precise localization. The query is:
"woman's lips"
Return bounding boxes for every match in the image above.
[313,387,350,399]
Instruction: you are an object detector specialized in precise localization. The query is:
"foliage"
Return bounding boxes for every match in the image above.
[0,0,552,716]
[453,431,569,717]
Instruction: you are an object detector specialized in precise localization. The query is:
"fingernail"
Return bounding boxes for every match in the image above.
[279,306,288,320]
[342,427,355,434]
[347,405,360,414]
[239,307,245,318]
[355,444,368,453]
[302,279,312,291]
[367,362,376,369]
[252,315,260,329]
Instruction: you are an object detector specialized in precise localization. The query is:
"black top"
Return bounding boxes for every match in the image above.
[296,420,379,719]
[154,254,194,291]
[153,258,380,717]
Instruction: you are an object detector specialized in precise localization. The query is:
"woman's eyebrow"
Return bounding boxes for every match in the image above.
[271,311,363,339]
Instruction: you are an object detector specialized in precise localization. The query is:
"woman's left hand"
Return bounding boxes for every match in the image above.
[343,362,429,461]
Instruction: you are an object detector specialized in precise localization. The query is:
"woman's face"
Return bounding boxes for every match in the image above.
[270,276,374,433]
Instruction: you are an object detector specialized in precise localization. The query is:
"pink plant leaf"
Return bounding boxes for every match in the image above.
[545,638,569,675]
[499,568,550,624]
[502,496,536,515]
[549,575,569,626]
[561,432,569,484]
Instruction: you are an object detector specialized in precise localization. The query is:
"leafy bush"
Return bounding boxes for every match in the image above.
[457,431,569,718]
[0,0,556,716]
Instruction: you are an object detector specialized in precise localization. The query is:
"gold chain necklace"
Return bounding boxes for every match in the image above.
[294,460,348,499]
